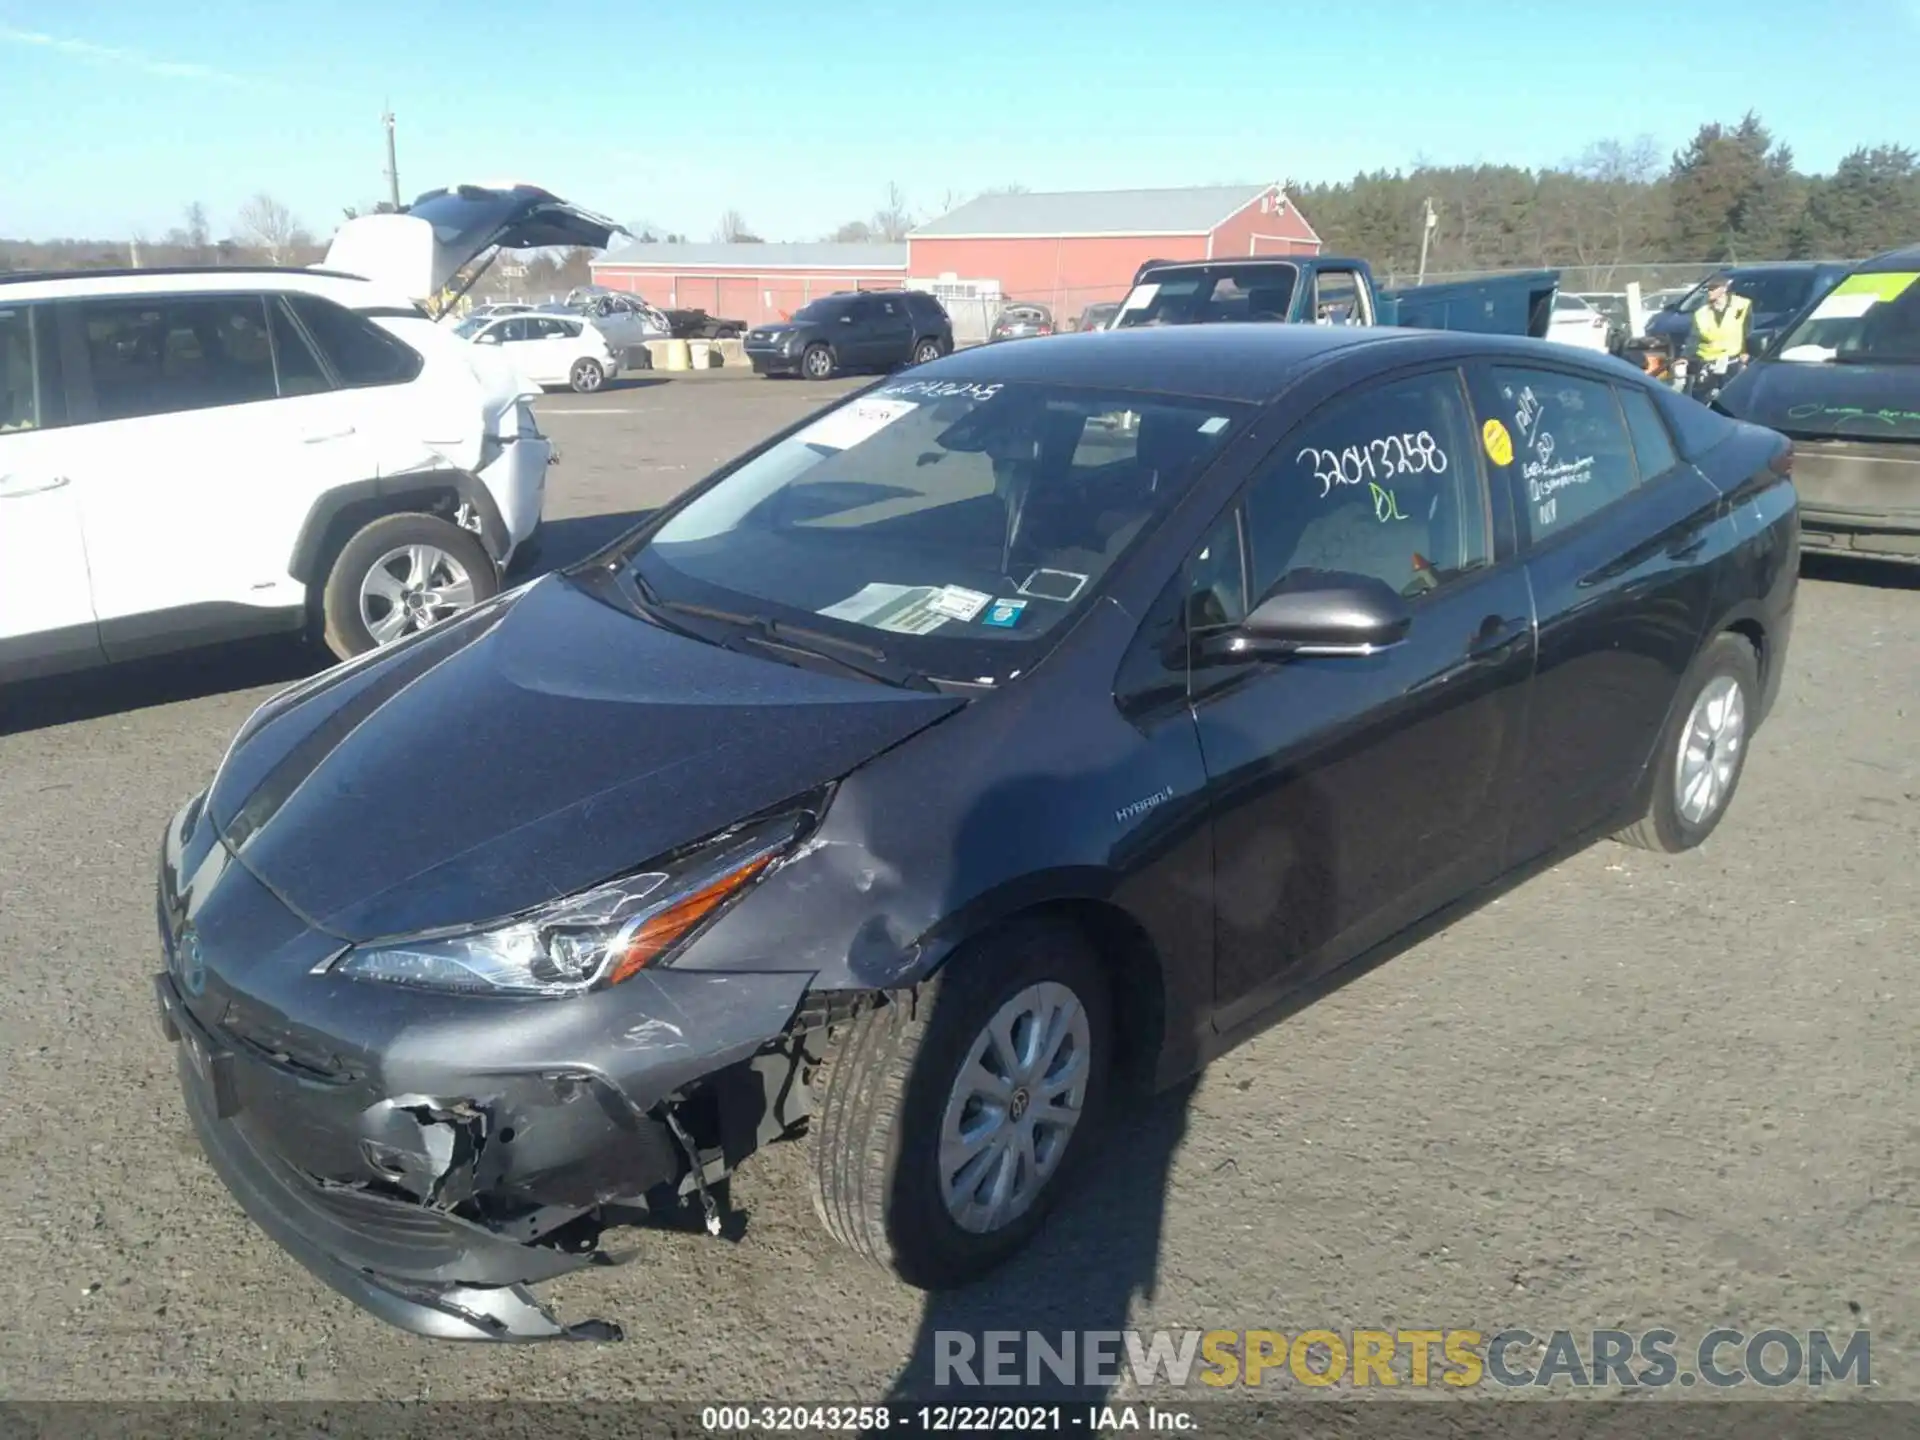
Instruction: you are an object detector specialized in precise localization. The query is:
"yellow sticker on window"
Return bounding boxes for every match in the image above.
[1482,418,1514,467]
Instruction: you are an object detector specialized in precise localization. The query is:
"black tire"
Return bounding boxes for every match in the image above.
[809,917,1113,1290]
[1614,631,1760,853]
[319,512,498,662]
[800,343,836,381]
[569,358,606,393]
[910,337,942,366]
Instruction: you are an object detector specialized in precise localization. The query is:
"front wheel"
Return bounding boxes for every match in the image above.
[569,358,606,393]
[801,344,836,381]
[1614,632,1759,852]
[319,513,498,661]
[809,918,1112,1289]
[910,338,942,366]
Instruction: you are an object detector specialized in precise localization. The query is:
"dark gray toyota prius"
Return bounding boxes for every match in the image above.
[158,325,1799,1341]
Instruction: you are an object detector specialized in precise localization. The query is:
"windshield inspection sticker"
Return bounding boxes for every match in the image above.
[928,585,992,622]
[1017,568,1090,603]
[1482,418,1514,467]
[817,582,952,634]
[793,397,917,452]
[981,598,1027,628]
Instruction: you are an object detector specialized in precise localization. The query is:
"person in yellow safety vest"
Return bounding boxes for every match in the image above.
[1690,275,1753,367]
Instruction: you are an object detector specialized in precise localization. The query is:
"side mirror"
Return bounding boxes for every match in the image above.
[477,332,501,345]
[1205,570,1412,661]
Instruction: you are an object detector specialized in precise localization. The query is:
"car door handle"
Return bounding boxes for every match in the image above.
[0,474,70,498]
[1468,615,1530,661]
[302,426,357,444]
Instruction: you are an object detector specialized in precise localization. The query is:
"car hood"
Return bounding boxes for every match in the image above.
[206,574,963,942]
[1717,358,1920,441]
[323,183,625,307]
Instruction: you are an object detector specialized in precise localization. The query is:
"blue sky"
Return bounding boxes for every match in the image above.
[4,0,1918,243]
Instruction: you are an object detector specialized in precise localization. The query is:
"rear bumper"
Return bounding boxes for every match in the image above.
[479,435,553,562]
[1792,441,1920,558]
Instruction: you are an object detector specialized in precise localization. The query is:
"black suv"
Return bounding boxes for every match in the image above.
[744,291,953,379]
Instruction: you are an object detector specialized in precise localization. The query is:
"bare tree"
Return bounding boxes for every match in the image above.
[713,209,762,243]
[870,183,912,241]
[235,194,311,264]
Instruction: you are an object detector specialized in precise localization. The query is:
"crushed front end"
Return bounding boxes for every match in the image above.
[155,792,843,1342]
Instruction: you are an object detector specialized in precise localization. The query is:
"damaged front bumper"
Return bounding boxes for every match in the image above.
[154,837,819,1341]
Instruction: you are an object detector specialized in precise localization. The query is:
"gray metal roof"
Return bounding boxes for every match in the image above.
[593,240,908,270]
[911,185,1272,238]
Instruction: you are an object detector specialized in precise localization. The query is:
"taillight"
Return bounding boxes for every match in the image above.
[1769,441,1794,477]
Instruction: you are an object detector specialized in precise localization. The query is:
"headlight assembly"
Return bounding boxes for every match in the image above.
[326,806,815,997]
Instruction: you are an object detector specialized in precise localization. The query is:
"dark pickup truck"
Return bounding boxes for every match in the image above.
[1112,255,1560,339]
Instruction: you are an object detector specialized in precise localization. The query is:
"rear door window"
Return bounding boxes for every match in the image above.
[1488,366,1640,541]
[268,299,331,397]
[75,295,277,422]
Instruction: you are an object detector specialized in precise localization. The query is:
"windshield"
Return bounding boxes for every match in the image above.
[452,316,490,338]
[630,379,1246,675]
[791,298,854,323]
[1112,265,1299,327]
[1680,271,1819,317]
[1774,271,1920,364]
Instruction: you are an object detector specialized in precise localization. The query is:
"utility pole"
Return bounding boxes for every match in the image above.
[1416,196,1438,285]
[382,106,401,211]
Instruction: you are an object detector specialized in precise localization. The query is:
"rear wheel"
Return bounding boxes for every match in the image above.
[319,513,498,661]
[801,344,836,381]
[809,918,1112,1289]
[1614,632,1759,852]
[911,337,942,366]
[569,358,606,393]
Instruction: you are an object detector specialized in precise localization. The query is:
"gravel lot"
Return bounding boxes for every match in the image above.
[2,367,1915,1402]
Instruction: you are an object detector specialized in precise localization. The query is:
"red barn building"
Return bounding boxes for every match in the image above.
[589,183,1321,335]
[908,182,1321,322]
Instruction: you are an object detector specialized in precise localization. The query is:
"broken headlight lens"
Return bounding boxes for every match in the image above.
[330,812,809,997]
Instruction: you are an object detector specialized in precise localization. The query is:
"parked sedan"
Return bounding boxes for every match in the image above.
[1073,301,1121,333]
[1547,292,1613,352]
[456,312,622,392]
[157,324,1796,1343]
[989,302,1055,341]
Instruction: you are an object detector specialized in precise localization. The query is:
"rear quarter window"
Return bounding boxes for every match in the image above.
[1652,385,1738,461]
[289,295,423,387]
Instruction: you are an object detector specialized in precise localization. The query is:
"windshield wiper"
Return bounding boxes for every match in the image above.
[647,595,939,692]
[1833,353,1920,365]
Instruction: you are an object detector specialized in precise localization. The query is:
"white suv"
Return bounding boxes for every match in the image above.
[0,183,623,679]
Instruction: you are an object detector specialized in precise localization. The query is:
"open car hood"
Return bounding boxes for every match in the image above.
[322,183,625,305]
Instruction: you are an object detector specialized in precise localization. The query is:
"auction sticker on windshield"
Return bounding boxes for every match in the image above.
[795,397,917,452]
[817,583,954,635]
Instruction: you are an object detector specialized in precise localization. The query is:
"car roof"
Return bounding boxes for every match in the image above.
[0,265,418,311]
[1860,243,1920,272]
[902,323,1474,403]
